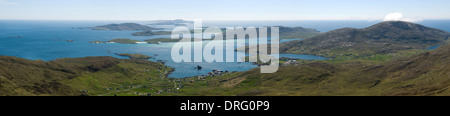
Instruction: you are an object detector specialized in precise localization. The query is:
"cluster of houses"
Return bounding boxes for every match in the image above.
[282,60,301,66]
[194,70,237,79]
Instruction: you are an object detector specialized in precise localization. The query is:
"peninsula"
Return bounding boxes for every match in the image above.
[115,53,152,60]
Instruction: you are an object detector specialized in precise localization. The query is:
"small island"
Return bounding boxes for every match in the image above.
[90,23,155,31]
[89,38,181,44]
[108,38,142,44]
[131,26,320,39]
[115,53,152,60]
[145,38,180,44]
[89,40,110,44]
[149,19,194,25]
[132,31,172,36]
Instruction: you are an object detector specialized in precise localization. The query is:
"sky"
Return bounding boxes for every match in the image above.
[0,0,449,21]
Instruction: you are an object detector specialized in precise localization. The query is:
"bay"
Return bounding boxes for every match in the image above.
[1,20,449,78]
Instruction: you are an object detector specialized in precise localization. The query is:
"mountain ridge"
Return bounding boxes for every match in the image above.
[281,21,449,57]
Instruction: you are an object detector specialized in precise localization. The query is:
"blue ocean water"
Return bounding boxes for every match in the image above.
[1,20,449,78]
[428,45,441,50]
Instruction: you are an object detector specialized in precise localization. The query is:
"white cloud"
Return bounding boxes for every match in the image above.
[0,0,18,5]
[383,12,423,23]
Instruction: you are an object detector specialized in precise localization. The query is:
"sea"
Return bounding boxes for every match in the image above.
[0,20,449,78]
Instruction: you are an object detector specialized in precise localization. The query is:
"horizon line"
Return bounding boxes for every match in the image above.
[2,19,450,22]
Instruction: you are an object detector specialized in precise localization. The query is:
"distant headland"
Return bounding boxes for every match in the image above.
[90,23,155,31]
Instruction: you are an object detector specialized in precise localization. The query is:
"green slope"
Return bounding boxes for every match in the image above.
[1,45,448,96]
[175,45,449,96]
[0,56,172,96]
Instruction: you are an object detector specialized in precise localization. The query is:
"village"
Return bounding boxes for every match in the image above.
[82,66,238,96]
[79,56,311,96]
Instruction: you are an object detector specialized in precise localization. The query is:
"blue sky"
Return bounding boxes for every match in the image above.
[0,0,449,20]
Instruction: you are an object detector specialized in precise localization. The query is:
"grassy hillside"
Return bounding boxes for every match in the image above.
[0,56,172,96]
[173,45,449,96]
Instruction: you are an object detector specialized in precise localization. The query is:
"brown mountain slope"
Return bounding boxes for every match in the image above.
[0,56,170,96]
